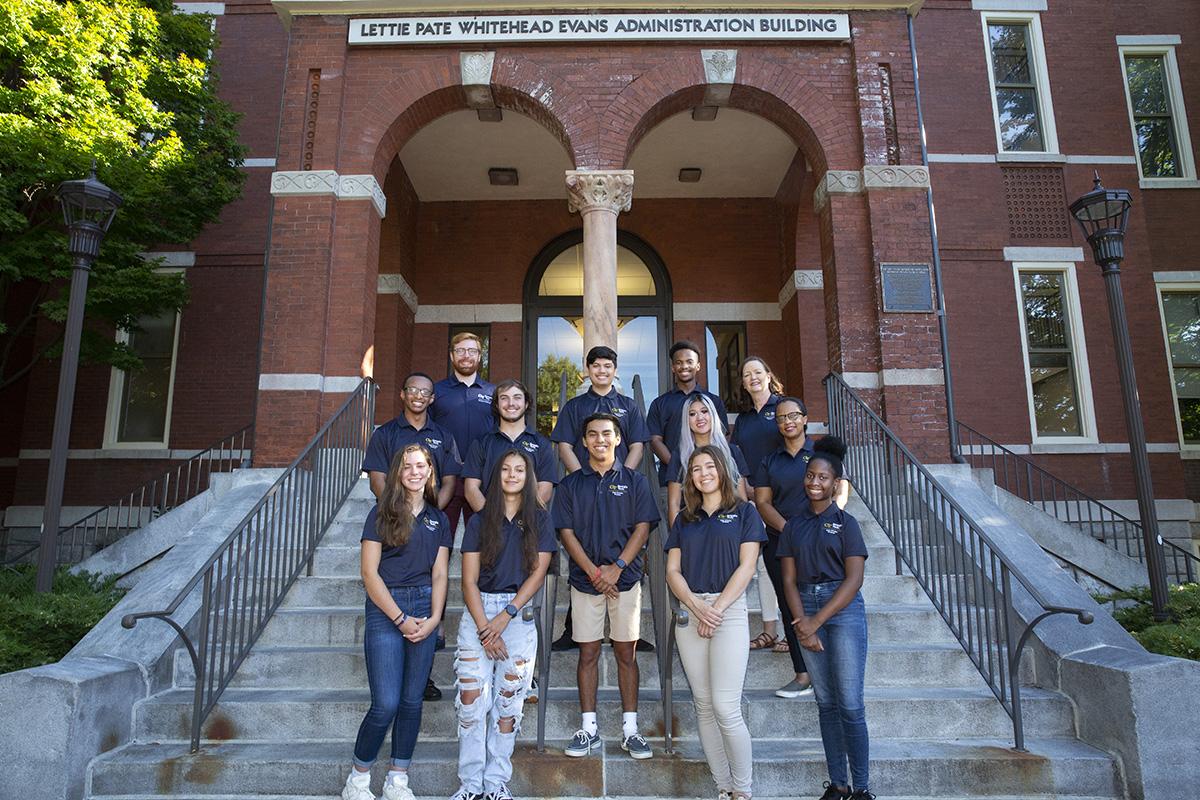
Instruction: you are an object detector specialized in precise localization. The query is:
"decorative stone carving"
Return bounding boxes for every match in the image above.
[862,164,931,190]
[337,174,387,216]
[701,49,737,83]
[270,170,338,195]
[778,269,824,307]
[460,51,496,109]
[565,170,635,215]
[812,169,863,211]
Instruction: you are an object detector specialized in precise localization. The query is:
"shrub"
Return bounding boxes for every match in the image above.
[1095,582,1200,662]
[0,565,126,674]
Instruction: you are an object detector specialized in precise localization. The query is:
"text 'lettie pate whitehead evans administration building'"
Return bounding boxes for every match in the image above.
[2,1,1200,798]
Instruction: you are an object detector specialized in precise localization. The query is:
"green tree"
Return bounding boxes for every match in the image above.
[0,0,244,390]
[536,354,581,437]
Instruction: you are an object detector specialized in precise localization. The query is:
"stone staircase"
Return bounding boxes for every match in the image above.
[86,479,1125,800]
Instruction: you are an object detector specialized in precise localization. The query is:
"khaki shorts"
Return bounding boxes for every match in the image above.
[570,583,642,643]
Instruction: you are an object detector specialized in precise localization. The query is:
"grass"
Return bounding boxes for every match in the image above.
[1095,582,1200,662]
[0,565,126,674]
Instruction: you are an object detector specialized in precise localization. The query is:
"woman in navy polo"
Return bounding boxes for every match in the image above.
[454,450,556,800]
[665,392,750,525]
[343,444,452,800]
[665,445,767,800]
[779,437,872,800]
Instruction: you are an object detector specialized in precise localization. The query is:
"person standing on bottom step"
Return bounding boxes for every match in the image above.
[453,450,556,800]
[343,444,451,800]
[554,413,660,760]
[779,437,873,800]
[666,445,767,800]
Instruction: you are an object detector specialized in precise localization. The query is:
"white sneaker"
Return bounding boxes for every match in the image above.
[382,774,415,800]
[342,772,376,800]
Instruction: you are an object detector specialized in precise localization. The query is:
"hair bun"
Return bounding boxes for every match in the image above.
[814,435,847,461]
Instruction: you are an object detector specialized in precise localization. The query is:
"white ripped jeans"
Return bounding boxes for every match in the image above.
[455,591,538,794]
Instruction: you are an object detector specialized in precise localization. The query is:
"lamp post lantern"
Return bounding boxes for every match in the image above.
[34,164,122,593]
[1068,172,1170,621]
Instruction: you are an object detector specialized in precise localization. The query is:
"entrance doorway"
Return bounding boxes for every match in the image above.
[523,231,672,435]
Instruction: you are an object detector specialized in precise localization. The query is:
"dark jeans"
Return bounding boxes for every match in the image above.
[443,483,474,543]
[763,530,806,675]
[800,582,870,792]
[352,585,438,768]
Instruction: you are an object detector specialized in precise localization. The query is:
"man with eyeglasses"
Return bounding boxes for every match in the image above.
[431,332,495,535]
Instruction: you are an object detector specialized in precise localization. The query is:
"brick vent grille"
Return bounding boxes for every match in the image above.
[1003,166,1071,240]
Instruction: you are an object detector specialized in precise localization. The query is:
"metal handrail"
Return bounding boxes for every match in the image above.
[121,379,375,753]
[825,373,1093,752]
[957,421,1198,586]
[2,425,254,567]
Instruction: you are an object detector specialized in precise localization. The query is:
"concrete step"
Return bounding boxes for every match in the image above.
[134,685,1076,743]
[174,642,998,691]
[87,796,1125,800]
[279,574,929,608]
[88,737,1121,798]
[257,603,958,647]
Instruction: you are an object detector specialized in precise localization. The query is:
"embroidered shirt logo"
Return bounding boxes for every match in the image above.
[425,437,442,448]
[610,407,628,417]
[823,522,843,535]
[608,482,629,496]
[717,513,738,524]
[763,411,776,420]
[521,440,540,453]
[477,394,493,403]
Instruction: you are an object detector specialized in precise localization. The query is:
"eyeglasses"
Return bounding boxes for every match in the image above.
[776,411,806,423]
[404,386,434,397]
[452,347,481,356]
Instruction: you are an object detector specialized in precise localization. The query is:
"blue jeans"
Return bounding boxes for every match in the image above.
[352,585,438,768]
[800,581,870,792]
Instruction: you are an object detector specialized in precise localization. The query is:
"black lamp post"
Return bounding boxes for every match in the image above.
[35,164,122,593]
[1068,172,1170,621]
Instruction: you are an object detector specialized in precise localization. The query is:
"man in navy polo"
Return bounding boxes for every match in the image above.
[463,378,558,511]
[430,331,495,533]
[363,372,462,509]
[552,345,649,474]
[554,413,660,761]
[647,340,730,487]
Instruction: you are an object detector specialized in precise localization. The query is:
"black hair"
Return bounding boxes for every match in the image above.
[776,395,808,416]
[669,340,701,361]
[586,345,618,366]
[403,371,435,387]
[810,435,848,479]
[581,412,622,438]
[478,449,542,575]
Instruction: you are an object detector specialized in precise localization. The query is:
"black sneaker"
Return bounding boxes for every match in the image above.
[635,638,655,652]
[551,632,578,651]
[424,677,442,701]
[847,791,875,800]
[485,784,514,800]
[819,782,849,800]
[449,788,482,800]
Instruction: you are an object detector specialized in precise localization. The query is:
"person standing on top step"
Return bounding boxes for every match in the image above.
[554,413,660,761]
[779,436,873,800]
[453,449,556,800]
[431,332,495,534]
[665,445,767,800]
[463,379,557,513]
[665,392,750,525]
[343,444,452,800]
[647,340,729,489]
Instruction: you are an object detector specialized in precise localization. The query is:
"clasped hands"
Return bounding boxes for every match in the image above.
[588,563,623,599]
[689,597,725,639]
[396,614,439,644]
[791,616,825,652]
[476,613,511,660]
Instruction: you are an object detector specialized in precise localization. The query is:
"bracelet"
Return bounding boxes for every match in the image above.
[393,611,407,627]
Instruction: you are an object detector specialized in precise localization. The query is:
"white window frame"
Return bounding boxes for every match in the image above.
[1117,42,1198,189]
[103,270,183,449]
[1012,262,1097,445]
[1154,278,1200,452]
[980,11,1060,156]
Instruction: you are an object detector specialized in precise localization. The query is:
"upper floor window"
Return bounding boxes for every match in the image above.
[1157,288,1200,448]
[982,13,1058,154]
[104,309,182,447]
[1119,43,1196,186]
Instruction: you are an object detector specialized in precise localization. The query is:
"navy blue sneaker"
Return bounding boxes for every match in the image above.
[564,729,601,757]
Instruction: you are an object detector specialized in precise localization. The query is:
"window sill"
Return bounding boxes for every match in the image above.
[1139,178,1200,190]
[996,151,1067,164]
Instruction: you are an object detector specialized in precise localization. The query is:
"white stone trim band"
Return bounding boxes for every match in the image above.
[1004,246,1085,262]
[962,442,1180,455]
[862,164,930,190]
[140,251,195,267]
[1116,35,1182,47]
[258,373,364,393]
[927,153,1136,165]
[377,273,419,313]
[842,369,945,388]
[674,302,779,321]
[242,158,278,168]
[270,170,387,216]
[15,448,251,461]
[1153,271,1200,284]
[971,0,1046,10]
[173,2,225,14]
[415,304,522,323]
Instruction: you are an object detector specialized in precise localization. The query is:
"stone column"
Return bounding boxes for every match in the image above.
[566,170,634,354]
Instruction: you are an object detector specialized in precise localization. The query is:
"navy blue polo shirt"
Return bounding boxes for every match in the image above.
[667,443,751,486]
[552,461,660,594]
[777,501,869,584]
[731,394,783,487]
[647,388,730,486]
[753,438,817,528]
[360,504,453,588]
[463,428,560,495]
[430,376,495,458]
[362,415,462,486]
[664,500,767,593]
[461,509,558,594]
[550,388,650,468]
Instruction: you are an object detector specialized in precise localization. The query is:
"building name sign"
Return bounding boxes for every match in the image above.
[348,13,850,45]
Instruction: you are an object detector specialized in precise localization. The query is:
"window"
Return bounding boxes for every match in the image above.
[1119,45,1196,185]
[1013,266,1095,442]
[104,309,181,447]
[982,13,1058,154]
[1157,289,1200,448]
[705,323,746,413]
[448,324,490,381]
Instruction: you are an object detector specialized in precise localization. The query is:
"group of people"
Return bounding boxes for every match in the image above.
[341,332,875,800]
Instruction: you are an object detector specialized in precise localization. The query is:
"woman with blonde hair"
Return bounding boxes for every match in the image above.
[666,392,750,525]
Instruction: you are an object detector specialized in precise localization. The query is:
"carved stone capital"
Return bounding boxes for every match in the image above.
[812,169,863,211]
[566,170,634,215]
[863,164,931,190]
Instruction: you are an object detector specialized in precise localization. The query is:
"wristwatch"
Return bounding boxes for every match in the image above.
[504,603,519,618]
[615,558,628,570]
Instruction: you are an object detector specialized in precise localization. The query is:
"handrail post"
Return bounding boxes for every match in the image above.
[190,568,213,754]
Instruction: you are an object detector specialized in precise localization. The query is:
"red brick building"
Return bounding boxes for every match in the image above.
[3,0,1199,553]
